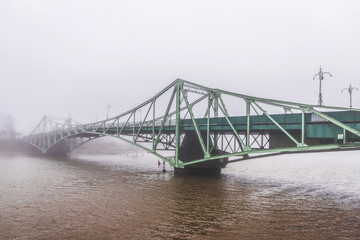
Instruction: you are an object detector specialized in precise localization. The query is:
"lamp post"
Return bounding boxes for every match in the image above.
[313,66,332,106]
[67,113,72,128]
[341,84,358,108]
[107,104,111,119]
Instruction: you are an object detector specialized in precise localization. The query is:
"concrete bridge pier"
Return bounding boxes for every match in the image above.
[175,131,228,175]
[45,140,69,156]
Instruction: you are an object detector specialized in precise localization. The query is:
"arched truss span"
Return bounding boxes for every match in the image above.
[25,79,360,168]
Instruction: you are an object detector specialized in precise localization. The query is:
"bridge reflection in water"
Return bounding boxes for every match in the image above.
[25,79,360,173]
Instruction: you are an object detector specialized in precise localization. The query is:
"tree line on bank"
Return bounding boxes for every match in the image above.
[0,113,21,139]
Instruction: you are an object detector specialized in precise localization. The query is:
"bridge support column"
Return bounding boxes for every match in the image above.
[176,131,228,175]
[46,140,70,156]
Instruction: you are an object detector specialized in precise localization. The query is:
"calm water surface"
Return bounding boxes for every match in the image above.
[1,151,360,239]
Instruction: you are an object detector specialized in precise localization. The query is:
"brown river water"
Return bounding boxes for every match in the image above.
[1,151,360,239]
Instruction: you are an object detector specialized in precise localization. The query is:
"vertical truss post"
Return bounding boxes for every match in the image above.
[246,100,251,147]
[343,129,347,144]
[41,119,46,150]
[116,118,119,137]
[52,124,57,144]
[213,93,219,149]
[43,117,47,149]
[301,109,305,145]
[175,83,181,167]
[207,94,211,153]
[152,100,156,151]
[47,127,51,150]
[213,93,219,117]
[133,111,135,142]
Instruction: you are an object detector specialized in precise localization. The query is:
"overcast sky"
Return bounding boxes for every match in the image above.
[1,0,360,134]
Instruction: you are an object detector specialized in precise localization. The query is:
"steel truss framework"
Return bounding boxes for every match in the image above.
[26,79,360,168]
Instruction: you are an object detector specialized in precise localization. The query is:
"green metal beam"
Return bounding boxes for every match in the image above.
[253,101,306,147]
[152,99,156,150]
[207,95,211,153]
[246,100,251,147]
[301,109,305,145]
[175,82,181,167]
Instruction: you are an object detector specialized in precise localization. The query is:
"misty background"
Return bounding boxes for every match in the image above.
[1,0,360,135]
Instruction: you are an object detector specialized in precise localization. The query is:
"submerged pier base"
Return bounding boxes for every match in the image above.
[46,141,69,156]
[174,167,222,175]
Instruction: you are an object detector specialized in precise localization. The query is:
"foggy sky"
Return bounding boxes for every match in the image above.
[1,0,360,134]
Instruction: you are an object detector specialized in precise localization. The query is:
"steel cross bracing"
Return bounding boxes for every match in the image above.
[25,79,360,168]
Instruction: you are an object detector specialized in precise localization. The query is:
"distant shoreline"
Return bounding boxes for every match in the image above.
[0,138,142,155]
[0,139,28,153]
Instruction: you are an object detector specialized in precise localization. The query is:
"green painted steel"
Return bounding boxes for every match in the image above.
[175,82,181,167]
[25,79,360,169]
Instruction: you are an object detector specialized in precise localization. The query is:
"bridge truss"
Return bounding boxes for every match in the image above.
[26,79,360,168]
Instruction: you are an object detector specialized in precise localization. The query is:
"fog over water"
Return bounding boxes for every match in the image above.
[0,0,360,133]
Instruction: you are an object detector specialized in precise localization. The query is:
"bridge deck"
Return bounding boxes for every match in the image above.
[112,111,360,140]
[28,111,360,142]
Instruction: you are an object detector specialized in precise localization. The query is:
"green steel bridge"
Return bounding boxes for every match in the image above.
[26,79,360,173]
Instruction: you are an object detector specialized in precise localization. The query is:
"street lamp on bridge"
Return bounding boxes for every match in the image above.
[313,66,332,106]
[107,104,111,119]
[341,84,358,108]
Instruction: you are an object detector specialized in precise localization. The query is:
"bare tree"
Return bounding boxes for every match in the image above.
[0,113,16,139]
